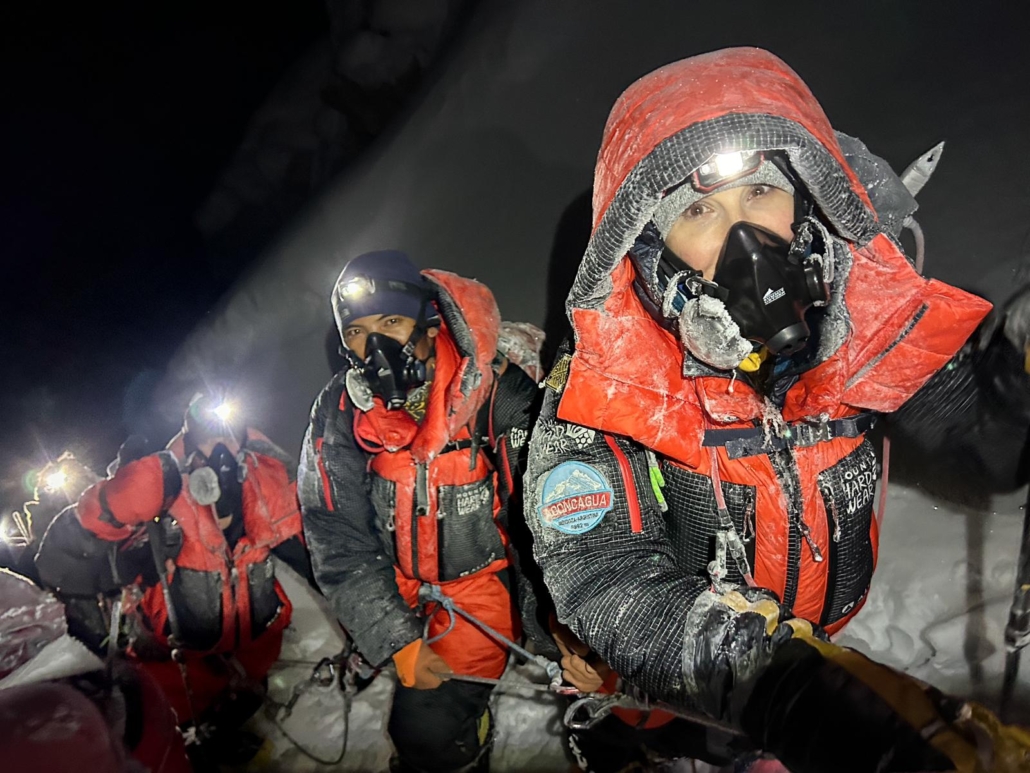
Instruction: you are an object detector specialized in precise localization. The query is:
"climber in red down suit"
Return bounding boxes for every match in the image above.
[75,396,311,727]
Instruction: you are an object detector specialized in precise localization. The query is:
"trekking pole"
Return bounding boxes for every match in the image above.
[999,342,1030,720]
[1000,482,1030,719]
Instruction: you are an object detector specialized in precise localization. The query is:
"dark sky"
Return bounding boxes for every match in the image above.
[0,3,326,501]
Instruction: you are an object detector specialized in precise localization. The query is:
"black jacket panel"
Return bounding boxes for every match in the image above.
[525,384,710,706]
[299,376,422,667]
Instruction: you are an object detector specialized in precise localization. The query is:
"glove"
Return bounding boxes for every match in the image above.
[740,634,1030,773]
[105,451,181,526]
[683,586,815,721]
[392,639,451,690]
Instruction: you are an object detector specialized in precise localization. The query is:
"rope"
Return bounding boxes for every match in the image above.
[272,690,351,766]
[269,655,355,766]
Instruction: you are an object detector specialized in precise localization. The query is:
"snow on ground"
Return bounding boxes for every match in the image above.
[256,480,1030,772]
[839,483,1030,722]
[256,562,571,771]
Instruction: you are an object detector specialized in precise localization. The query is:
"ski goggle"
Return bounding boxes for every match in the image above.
[692,150,764,193]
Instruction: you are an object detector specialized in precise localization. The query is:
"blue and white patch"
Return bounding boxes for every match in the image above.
[537,461,614,535]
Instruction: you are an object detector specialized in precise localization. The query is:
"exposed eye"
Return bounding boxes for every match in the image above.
[383,316,401,327]
[343,327,363,340]
[682,201,708,219]
[747,184,772,198]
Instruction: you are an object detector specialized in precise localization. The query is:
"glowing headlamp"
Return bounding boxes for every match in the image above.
[693,151,764,193]
[339,276,376,300]
[212,401,235,422]
[44,469,69,492]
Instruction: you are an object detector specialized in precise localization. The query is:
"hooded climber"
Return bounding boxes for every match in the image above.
[299,250,539,773]
[72,396,310,743]
[526,48,1030,772]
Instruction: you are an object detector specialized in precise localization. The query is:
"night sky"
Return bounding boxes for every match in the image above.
[1,3,326,502]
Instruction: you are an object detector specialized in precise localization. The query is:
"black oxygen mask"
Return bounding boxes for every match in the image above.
[685,222,829,355]
[362,332,428,410]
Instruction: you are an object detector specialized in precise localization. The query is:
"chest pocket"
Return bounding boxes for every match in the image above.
[817,440,877,626]
[167,567,223,651]
[436,476,504,580]
[659,462,756,585]
[247,555,281,639]
[368,475,397,564]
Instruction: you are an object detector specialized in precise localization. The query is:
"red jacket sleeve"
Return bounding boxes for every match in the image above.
[76,453,181,542]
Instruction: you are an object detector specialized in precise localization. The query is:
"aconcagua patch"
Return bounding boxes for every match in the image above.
[537,461,614,535]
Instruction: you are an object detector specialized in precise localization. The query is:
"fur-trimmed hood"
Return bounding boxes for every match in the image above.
[572,47,883,312]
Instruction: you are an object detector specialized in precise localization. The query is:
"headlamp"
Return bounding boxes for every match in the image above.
[340,276,375,299]
[212,401,235,422]
[44,468,68,492]
[693,151,764,193]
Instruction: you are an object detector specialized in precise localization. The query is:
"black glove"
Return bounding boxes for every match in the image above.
[683,586,815,721]
[740,635,1030,773]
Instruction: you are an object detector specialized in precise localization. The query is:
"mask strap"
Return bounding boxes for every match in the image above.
[794,215,836,285]
[659,268,700,319]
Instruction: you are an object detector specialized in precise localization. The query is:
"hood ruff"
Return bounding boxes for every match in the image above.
[572,112,880,314]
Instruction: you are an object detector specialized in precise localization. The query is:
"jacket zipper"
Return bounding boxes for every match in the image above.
[230,563,240,648]
[315,438,334,511]
[604,436,642,534]
[410,462,428,580]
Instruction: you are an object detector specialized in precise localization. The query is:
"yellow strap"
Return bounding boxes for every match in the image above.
[738,347,768,373]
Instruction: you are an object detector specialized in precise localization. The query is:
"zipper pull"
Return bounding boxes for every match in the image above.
[645,450,668,513]
[798,520,824,562]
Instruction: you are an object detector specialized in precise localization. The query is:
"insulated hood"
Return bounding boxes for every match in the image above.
[571,47,880,312]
